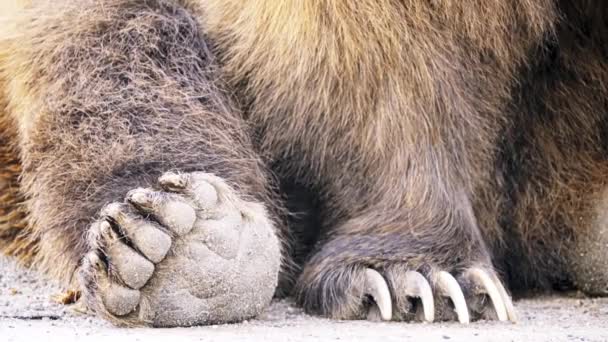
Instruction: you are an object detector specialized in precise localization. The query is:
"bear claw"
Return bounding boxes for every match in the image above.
[363,267,515,324]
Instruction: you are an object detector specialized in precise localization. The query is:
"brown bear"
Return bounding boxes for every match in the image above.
[0,0,607,326]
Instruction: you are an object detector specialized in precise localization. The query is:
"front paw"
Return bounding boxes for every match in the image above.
[297,262,516,324]
[78,172,281,327]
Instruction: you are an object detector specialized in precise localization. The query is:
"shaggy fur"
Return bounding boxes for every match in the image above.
[492,0,608,293]
[0,0,285,286]
[1,0,608,323]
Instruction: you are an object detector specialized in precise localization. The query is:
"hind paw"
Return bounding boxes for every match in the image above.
[78,172,281,326]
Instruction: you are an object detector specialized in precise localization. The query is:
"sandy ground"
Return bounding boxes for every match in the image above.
[1,257,607,342]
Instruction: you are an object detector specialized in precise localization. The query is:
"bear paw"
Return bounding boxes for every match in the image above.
[78,172,281,327]
[298,263,516,324]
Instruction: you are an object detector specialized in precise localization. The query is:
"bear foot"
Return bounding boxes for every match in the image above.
[78,172,281,327]
[298,262,516,324]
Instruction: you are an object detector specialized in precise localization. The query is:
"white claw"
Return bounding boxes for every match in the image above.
[491,273,518,322]
[436,271,469,324]
[467,268,508,321]
[364,269,392,321]
[404,271,435,322]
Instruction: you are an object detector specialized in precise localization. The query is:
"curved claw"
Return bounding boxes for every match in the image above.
[364,269,392,321]
[490,273,518,322]
[404,271,435,322]
[466,268,508,321]
[436,271,469,324]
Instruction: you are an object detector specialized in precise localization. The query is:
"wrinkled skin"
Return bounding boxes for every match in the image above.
[80,172,280,326]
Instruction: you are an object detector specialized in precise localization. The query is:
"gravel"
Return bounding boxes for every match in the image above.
[1,256,607,342]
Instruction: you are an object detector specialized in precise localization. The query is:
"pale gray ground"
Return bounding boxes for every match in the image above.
[1,256,608,342]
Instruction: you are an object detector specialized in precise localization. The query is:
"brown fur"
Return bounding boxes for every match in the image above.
[198,0,562,316]
[0,0,607,322]
[0,0,286,287]
[0,97,33,261]
[489,0,608,292]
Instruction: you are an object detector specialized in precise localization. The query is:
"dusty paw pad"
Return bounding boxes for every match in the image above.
[102,203,171,263]
[100,281,141,316]
[94,220,155,290]
[79,171,281,326]
[127,188,197,236]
